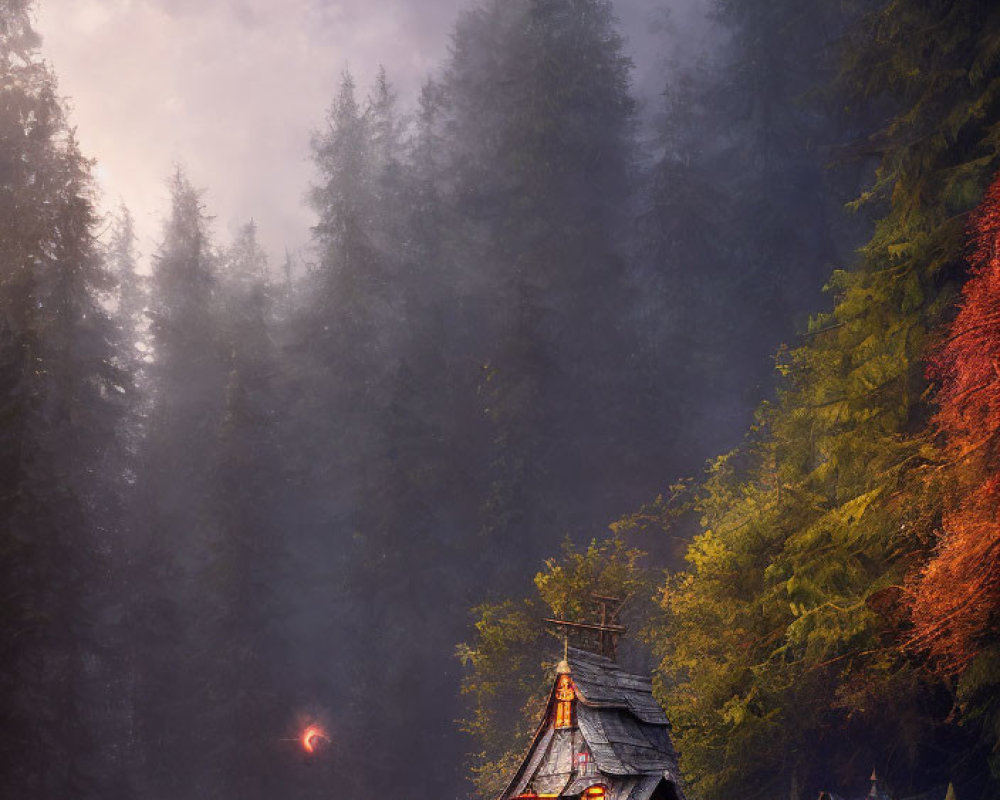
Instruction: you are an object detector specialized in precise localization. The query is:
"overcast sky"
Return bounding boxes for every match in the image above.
[34,0,709,267]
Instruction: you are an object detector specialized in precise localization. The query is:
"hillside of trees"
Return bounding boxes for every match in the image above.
[1,0,998,799]
[460,2,1000,800]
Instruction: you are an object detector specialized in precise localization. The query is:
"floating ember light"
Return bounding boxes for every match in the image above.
[300,724,329,754]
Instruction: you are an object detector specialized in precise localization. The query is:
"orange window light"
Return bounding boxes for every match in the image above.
[584,786,607,800]
[554,673,575,728]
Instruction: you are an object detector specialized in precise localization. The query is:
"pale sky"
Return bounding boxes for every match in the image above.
[34,0,707,268]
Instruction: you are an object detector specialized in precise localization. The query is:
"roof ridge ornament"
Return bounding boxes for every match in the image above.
[556,634,571,674]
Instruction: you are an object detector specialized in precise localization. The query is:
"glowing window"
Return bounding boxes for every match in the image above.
[584,786,607,800]
[554,673,575,728]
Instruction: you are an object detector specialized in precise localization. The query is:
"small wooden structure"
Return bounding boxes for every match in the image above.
[497,647,686,800]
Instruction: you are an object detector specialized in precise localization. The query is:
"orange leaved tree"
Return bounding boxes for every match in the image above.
[910,172,1000,673]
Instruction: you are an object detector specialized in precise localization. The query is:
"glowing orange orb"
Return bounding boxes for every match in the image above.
[301,724,328,754]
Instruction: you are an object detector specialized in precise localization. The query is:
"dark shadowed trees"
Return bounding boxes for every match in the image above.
[444,0,648,571]
[131,169,227,798]
[202,220,291,800]
[0,2,131,794]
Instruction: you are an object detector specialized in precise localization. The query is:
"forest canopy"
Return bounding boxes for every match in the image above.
[1,1,999,800]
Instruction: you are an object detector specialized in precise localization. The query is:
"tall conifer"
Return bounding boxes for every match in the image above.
[0,2,130,793]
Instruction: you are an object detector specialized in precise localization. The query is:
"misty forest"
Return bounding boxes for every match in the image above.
[2,0,1000,798]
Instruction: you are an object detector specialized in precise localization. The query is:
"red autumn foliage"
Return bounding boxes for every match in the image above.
[909,172,1000,673]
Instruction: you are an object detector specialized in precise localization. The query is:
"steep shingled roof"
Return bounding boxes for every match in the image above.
[499,648,685,800]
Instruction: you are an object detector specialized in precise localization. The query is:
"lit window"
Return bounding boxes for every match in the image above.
[584,785,607,800]
[554,673,575,728]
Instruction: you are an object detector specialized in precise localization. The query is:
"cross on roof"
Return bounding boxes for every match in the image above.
[544,593,631,661]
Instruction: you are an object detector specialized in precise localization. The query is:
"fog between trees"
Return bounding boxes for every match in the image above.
[5,0,998,799]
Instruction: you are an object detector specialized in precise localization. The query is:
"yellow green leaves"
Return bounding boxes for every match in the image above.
[685,529,732,576]
[534,536,649,619]
[650,1,1000,781]
[942,152,998,213]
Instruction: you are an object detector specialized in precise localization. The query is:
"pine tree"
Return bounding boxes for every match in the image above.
[289,69,415,799]
[301,69,397,482]
[638,0,875,462]
[443,0,644,571]
[0,1,130,793]
[647,1,1000,797]
[107,203,147,367]
[132,168,227,798]
[200,220,291,799]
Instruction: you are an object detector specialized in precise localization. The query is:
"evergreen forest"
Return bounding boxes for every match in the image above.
[1,0,999,799]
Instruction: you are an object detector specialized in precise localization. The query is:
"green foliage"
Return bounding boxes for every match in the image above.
[956,644,1000,780]
[652,438,935,799]
[643,1,1000,798]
